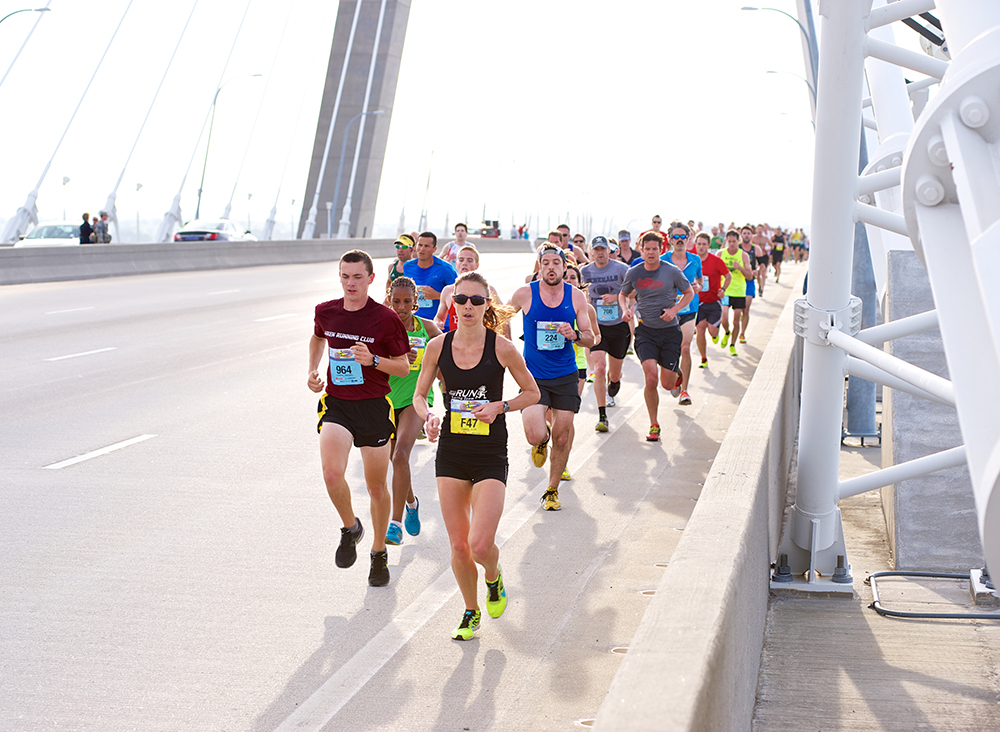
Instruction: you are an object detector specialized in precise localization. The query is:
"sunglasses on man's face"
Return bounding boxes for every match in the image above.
[452,294,487,306]
[573,239,585,244]
[395,243,411,249]
[671,234,688,240]
[652,220,662,225]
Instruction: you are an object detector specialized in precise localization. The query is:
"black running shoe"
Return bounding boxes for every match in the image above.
[335,518,364,568]
[608,379,621,398]
[369,550,390,587]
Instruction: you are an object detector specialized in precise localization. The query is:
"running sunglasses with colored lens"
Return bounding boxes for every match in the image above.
[395,243,411,249]
[671,234,688,240]
[452,294,488,306]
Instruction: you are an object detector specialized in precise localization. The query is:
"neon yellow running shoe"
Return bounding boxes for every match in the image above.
[452,608,481,641]
[541,488,561,511]
[730,344,737,357]
[720,331,730,348]
[561,468,571,481]
[486,566,507,618]
[531,426,551,468]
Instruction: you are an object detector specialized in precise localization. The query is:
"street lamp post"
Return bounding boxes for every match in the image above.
[194,73,262,220]
[742,6,818,83]
[0,7,49,25]
[766,69,816,106]
[332,109,384,239]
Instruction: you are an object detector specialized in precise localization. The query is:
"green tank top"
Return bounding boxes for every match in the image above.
[388,317,434,410]
[389,259,405,283]
[719,249,746,297]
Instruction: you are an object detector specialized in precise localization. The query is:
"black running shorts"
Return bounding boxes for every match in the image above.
[727,296,747,310]
[435,448,508,485]
[696,301,722,327]
[534,373,582,413]
[592,321,631,360]
[317,394,395,447]
[634,323,682,372]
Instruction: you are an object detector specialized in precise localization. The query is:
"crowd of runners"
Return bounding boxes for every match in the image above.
[307,217,807,640]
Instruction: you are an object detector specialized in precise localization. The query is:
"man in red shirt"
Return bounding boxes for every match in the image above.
[308,249,411,587]
[637,214,668,254]
[693,231,732,369]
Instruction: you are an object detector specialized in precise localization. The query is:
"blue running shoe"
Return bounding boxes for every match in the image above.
[386,522,403,546]
[404,498,420,536]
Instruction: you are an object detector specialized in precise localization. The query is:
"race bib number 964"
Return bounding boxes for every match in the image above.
[330,348,363,386]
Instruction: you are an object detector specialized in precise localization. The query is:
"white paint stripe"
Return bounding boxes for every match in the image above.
[43,434,157,470]
[275,392,645,732]
[44,306,95,315]
[208,289,240,295]
[44,347,117,362]
[254,313,297,322]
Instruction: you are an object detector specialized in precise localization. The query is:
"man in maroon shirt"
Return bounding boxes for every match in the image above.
[693,232,732,369]
[308,249,411,587]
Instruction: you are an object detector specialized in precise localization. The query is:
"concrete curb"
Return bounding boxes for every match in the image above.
[0,237,535,286]
[594,273,805,732]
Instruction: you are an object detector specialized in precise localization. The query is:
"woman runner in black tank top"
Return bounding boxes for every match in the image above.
[413,272,539,640]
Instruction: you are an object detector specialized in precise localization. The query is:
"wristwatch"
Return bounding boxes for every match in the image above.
[502,401,510,414]
[372,355,380,368]
[573,329,581,341]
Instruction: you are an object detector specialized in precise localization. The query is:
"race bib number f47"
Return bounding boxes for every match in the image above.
[536,321,566,351]
[330,348,363,386]
[450,399,489,435]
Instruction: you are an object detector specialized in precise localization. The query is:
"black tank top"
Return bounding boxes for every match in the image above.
[438,328,507,454]
[743,245,758,269]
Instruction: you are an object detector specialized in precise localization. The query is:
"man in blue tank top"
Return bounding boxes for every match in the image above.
[508,244,595,511]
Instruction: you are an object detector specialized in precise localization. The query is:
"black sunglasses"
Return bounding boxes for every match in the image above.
[452,294,487,306]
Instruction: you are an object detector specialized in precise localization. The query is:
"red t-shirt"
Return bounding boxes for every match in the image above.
[638,229,668,254]
[698,252,730,303]
[313,297,410,400]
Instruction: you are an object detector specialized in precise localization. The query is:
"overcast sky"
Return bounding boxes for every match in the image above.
[0,0,830,240]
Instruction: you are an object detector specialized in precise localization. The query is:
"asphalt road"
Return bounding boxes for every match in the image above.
[0,253,798,731]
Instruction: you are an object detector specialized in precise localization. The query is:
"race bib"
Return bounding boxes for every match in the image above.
[450,399,489,435]
[330,348,363,386]
[536,321,566,351]
[597,303,619,322]
[703,276,710,292]
[417,291,432,310]
[408,336,426,371]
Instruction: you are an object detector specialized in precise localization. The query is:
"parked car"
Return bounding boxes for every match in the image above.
[14,222,81,247]
[174,219,257,242]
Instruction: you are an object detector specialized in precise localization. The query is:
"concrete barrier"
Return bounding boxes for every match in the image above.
[595,280,804,732]
[0,237,535,286]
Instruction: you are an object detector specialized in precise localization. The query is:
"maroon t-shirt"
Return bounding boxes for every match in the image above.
[313,297,410,400]
[699,252,731,304]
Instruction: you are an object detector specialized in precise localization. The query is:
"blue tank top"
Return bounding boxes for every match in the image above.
[523,280,578,380]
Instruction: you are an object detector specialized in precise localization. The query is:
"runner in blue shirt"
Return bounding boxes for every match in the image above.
[402,231,458,319]
[660,223,703,406]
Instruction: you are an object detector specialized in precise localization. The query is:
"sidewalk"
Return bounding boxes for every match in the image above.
[753,428,1000,730]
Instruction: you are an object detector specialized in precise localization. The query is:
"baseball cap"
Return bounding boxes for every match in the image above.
[617,229,631,242]
[590,235,610,249]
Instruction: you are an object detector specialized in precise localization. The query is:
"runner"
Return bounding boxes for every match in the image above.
[693,231,731,369]
[508,244,595,510]
[619,232,693,441]
[564,261,601,397]
[435,244,506,336]
[581,234,631,431]
[308,249,412,587]
[770,226,786,283]
[719,230,754,357]
[569,232,590,263]
[414,272,539,640]
[638,215,668,254]
[439,222,468,265]
[386,234,414,292]
[660,224,702,406]
[403,231,458,320]
[740,225,762,345]
[384,277,443,546]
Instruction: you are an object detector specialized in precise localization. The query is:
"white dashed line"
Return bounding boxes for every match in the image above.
[43,434,158,470]
[44,347,117,362]
[44,307,95,315]
[254,314,297,322]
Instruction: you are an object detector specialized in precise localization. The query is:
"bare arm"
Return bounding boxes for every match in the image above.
[307,334,327,392]
[471,336,540,423]
[434,284,453,329]
[412,336,443,440]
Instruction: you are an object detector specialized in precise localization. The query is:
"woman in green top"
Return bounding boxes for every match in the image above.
[386,276,442,546]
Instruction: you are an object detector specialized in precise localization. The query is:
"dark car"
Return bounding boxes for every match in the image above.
[174,219,257,242]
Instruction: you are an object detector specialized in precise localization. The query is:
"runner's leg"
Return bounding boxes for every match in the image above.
[548,408,576,489]
[359,443,392,552]
[389,406,423,523]
[641,358,660,425]
[319,422,357,528]
[678,318,695,391]
[469,478,505,583]
[438,477,477,610]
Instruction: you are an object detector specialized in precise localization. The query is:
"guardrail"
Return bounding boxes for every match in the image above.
[0,237,535,286]
[595,276,804,732]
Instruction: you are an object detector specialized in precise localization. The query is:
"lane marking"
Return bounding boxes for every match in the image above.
[45,307,95,315]
[275,393,645,732]
[43,434,158,470]
[208,289,240,295]
[254,314,297,322]
[44,347,117,362]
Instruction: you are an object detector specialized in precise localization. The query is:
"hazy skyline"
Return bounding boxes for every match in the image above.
[0,1,845,241]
